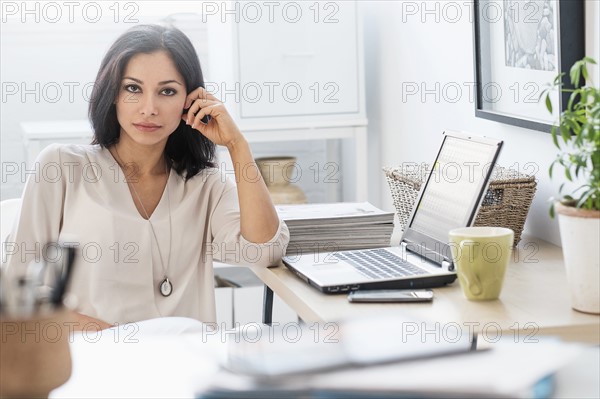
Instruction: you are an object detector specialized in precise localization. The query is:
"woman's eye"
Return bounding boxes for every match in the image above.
[161,88,177,96]
[124,84,140,93]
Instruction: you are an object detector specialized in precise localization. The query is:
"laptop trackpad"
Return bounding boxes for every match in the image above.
[309,262,367,285]
[312,263,345,271]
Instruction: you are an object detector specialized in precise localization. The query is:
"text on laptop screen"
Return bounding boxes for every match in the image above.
[410,136,498,242]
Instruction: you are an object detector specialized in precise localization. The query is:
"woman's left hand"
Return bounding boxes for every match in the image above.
[182,86,244,149]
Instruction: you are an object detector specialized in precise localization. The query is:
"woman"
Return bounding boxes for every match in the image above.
[3,24,289,328]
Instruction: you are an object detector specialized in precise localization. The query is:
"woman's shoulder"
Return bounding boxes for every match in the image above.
[35,143,104,164]
[185,166,222,181]
[182,166,236,191]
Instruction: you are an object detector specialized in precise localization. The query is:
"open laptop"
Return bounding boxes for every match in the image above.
[282,131,503,294]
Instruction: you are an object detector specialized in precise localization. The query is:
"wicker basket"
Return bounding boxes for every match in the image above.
[383,164,537,246]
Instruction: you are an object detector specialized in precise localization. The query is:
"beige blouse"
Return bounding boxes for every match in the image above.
[3,144,289,324]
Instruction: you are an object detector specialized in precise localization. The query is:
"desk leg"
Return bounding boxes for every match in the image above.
[262,285,274,325]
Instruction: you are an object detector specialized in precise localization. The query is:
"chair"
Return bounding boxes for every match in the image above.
[1,198,21,246]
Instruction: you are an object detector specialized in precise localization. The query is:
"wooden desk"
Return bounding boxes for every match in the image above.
[252,236,600,344]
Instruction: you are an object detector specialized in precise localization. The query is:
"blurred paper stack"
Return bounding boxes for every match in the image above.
[276,202,395,255]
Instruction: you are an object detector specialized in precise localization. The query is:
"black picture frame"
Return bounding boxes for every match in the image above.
[473,0,585,133]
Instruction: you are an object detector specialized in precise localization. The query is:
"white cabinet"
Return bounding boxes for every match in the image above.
[207,1,366,127]
[205,1,368,200]
[236,3,360,118]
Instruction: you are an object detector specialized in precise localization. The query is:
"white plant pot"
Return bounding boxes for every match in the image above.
[555,202,600,314]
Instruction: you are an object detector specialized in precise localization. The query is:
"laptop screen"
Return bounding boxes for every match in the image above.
[408,134,502,243]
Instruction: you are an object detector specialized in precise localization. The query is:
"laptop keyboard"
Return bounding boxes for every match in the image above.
[333,248,428,280]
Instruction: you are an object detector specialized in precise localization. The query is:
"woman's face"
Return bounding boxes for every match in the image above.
[115,50,187,148]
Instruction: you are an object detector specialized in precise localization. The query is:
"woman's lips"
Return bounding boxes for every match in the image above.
[133,123,161,132]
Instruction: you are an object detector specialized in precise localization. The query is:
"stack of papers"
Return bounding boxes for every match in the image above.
[276,202,395,254]
[222,314,475,377]
[203,328,584,399]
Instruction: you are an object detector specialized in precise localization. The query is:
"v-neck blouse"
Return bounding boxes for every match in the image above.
[108,148,173,221]
[3,144,290,324]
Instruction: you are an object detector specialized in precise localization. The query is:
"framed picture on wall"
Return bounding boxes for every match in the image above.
[473,0,585,133]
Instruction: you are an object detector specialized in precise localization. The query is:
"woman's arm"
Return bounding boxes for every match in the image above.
[226,138,279,243]
[2,144,66,285]
[183,87,279,244]
[69,312,113,331]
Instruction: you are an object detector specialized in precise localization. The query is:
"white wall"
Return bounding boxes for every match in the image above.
[363,1,600,246]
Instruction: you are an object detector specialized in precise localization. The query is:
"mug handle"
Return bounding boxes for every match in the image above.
[459,240,482,296]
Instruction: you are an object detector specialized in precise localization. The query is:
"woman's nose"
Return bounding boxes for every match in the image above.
[140,94,158,116]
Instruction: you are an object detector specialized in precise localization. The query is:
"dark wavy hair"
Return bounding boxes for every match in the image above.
[89,24,215,179]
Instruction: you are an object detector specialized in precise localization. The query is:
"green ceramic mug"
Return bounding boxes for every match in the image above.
[448,227,514,301]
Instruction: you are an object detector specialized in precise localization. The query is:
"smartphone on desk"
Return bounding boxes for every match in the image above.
[348,289,434,303]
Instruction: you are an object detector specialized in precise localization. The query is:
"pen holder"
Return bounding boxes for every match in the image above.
[0,309,73,398]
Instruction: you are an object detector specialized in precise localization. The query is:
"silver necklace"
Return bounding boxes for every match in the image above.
[114,146,173,297]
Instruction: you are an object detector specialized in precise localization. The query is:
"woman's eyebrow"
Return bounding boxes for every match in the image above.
[122,76,183,86]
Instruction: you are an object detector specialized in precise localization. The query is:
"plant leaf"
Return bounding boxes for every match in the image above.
[546,56,600,212]
[561,125,571,144]
[551,126,559,148]
[545,94,553,114]
[570,62,581,87]
[577,188,597,210]
[582,56,597,65]
[553,73,565,85]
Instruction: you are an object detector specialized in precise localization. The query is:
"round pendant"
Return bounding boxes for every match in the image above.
[159,277,173,297]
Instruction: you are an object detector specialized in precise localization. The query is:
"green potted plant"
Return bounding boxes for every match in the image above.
[544,57,599,314]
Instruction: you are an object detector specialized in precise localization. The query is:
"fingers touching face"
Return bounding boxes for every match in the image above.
[183,87,221,127]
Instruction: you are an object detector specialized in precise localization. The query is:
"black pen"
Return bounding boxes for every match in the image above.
[51,245,76,307]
